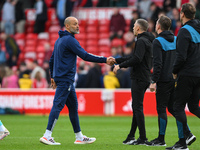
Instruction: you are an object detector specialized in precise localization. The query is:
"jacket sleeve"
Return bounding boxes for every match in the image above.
[152,39,163,82]
[118,39,146,68]
[49,50,54,78]
[115,55,132,64]
[68,38,107,63]
[172,28,191,74]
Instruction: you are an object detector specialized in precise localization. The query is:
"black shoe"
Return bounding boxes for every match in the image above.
[123,136,136,145]
[186,133,196,146]
[130,137,153,146]
[165,141,189,150]
[150,138,166,146]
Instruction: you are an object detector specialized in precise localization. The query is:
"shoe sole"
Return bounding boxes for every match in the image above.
[153,144,167,146]
[173,148,189,150]
[74,140,96,144]
[123,140,136,145]
[39,138,61,145]
[0,133,9,140]
[186,135,196,146]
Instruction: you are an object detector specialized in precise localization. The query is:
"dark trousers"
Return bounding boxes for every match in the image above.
[34,20,46,33]
[47,81,81,133]
[128,79,150,140]
[174,76,200,139]
[156,81,190,140]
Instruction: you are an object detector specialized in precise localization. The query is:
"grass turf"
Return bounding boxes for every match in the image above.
[0,115,199,150]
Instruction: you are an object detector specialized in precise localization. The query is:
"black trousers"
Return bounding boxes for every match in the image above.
[128,79,150,140]
[174,76,200,139]
[156,81,190,139]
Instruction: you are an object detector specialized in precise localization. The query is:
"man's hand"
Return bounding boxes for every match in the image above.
[149,83,156,92]
[106,57,116,66]
[172,73,177,79]
[50,78,57,89]
[113,64,120,74]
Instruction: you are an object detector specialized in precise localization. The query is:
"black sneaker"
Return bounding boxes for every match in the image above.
[150,138,166,146]
[186,133,196,146]
[123,136,136,145]
[130,137,153,146]
[165,141,189,150]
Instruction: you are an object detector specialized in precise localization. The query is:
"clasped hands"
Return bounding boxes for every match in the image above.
[106,57,120,74]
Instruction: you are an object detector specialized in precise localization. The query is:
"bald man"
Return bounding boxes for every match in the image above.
[40,17,115,145]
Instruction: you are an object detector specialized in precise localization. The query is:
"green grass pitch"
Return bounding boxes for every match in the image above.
[0,115,199,150]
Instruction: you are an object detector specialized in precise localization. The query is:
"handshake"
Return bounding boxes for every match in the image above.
[106,57,116,66]
[106,57,120,74]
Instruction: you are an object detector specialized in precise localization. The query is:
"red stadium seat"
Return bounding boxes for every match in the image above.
[79,26,85,33]
[79,20,87,27]
[37,52,45,59]
[86,40,98,46]
[14,33,25,40]
[16,39,25,46]
[75,33,86,40]
[26,26,34,33]
[86,26,97,33]
[87,19,98,26]
[99,33,109,39]
[50,33,59,40]
[25,40,37,47]
[99,25,109,33]
[38,32,49,40]
[99,46,111,52]
[98,39,110,46]
[86,33,98,40]
[86,46,98,54]
[26,33,38,40]
[78,40,86,48]
[49,25,61,33]
[111,39,123,47]
[36,46,45,52]
[37,40,49,47]
[24,52,36,59]
[126,20,131,26]
[99,19,109,26]
[24,46,35,52]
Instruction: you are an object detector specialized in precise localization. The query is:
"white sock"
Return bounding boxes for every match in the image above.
[43,129,52,140]
[0,120,6,132]
[75,131,83,140]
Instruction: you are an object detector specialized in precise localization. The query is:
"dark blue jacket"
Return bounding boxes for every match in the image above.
[173,19,200,77]
[49,30,107,83]
[152,30,176,82]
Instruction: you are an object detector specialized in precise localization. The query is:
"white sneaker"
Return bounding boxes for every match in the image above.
[40,136,61,145]
[74,135,96,144]
[0,128,10,140]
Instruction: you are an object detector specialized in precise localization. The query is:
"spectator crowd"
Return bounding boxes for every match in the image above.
[0,0,200,89]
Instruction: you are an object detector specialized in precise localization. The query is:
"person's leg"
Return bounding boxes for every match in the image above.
[123,80,137,144]
[131,79,149,140]
[40,81,71,145]
[168,82,192,139]
[0,120,10,140]
[66,84,96,144]
[45,81,71,137]
[166,76,192,150]
[65,84,81,134]
[187,77,200,118]
[155,82,174,142]
[127,80,138,138]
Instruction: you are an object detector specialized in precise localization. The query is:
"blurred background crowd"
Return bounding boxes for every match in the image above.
[0,0,200,89]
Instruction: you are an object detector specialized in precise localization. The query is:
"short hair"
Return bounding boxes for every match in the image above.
[158,15,171,31]
[136,19,149,31]
[181,3,196,19]
[64,18,70,26]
